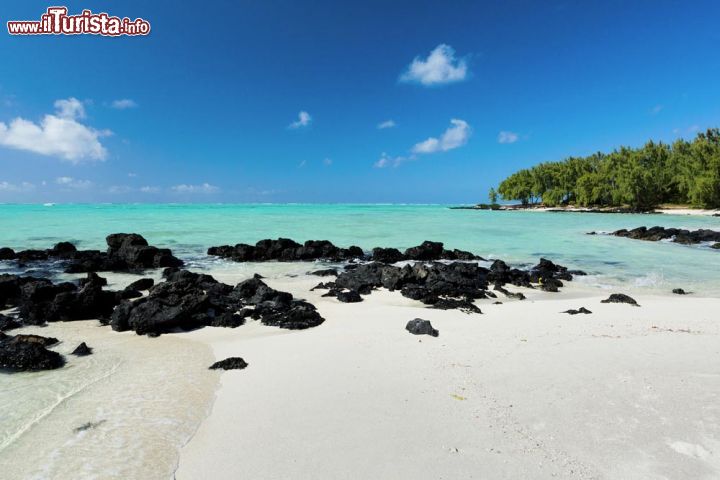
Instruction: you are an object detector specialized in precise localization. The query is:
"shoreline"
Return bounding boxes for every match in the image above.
[451,204,720,216]
[175,277,720,479]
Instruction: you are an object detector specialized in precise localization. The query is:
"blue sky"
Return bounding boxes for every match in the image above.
[1,0,719,203]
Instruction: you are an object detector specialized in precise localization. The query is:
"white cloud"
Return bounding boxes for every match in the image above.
[289,111,312,129]
[374,152,407,168]
[55,176,92,189]
[171,183,219,194]
[400,44,468,86]
[411,119,471,154]
[323,158,333,166]
[0,181,35,192]
[298,160,307,168]
[111,99,138,110]
[497,130,519,144]
[377,120,397,129]
[128,172,137,177]
[650,104,663,115]
[140,186,160,193]
[54,97,86,119]
[0,98,110,162]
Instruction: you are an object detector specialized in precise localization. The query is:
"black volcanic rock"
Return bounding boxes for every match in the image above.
[493,285,526,300]
[0,314,21,331]
[2,234,183,274]
[207,239,485,264]
[432,298,482,314]
[329,255,578,312]
[405,319,439,337]
[440,248,484,261]
[672,288,689,295]
[0,334,65,372]
[601,293,640,306]
[371,247,406,263]
[210,312,246,328]
[539,277,564,292]
[12,334,59,347]
[18,272,119,325]
[208,238,364,263]
[118,288,143,300]
[613,226,720,246]
[404,241,444,261]
[50,242,77,258]
[337,290,362,303]
[127,278,155,291]
[209,357,248,370]
[71,342,93,356]
[309,268,338,277]
[110,270,324,335]
[562,307,592,315]
[79,272,108,287]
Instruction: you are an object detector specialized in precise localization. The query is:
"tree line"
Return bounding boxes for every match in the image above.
[494,128,720,210]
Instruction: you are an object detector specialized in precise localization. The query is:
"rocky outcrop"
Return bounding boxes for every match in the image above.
[207,239,484,264]
[0,314,21,331]
[110,270,324,336]
[405,319,439,337]
[209,357,248,370]
[67,234,183,273]
[601,293,639,306]
[71,342,93,356]
[371,247,405,263]
[309,268,338,277]
[562,307,592,315]
[16,273,120,325]
[336,290,362,303]
[312,254,577,312]
[613,226,720,247]
[127,278,155,291]
[207,238,364,262]
[0,334,64,371]
[0,234,183,273]
[672,288,689,295]
[493,285,525,300]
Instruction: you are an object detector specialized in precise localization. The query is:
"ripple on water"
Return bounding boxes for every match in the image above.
[0,321,218,480]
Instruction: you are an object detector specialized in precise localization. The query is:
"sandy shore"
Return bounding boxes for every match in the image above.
[457,205,720,216]
[533,206,719,216]
[175,276,720,480]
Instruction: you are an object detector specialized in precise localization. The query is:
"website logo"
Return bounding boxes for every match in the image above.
[7,6,151,36]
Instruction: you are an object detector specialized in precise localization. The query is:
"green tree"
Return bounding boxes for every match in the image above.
[488,187,498,204]
[493,129,720,209]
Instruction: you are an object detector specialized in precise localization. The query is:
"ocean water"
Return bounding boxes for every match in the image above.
[0,203,719,295]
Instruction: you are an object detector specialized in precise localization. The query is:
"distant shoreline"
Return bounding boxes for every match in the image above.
[451,204,720,217]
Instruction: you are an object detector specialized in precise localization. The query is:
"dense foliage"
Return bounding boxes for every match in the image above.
[495,129,720,209]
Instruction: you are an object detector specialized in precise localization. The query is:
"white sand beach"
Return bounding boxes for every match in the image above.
[498,205,720,216]
[172,275,720,480]
[3,271,720,480]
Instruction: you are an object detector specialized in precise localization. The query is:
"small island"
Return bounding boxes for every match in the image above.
[466,129,720,213]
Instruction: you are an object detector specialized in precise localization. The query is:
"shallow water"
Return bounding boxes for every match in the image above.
[0,317,217,480]
[1,203,718,295]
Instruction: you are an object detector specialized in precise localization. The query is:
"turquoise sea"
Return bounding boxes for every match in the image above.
[0,203,718,295]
